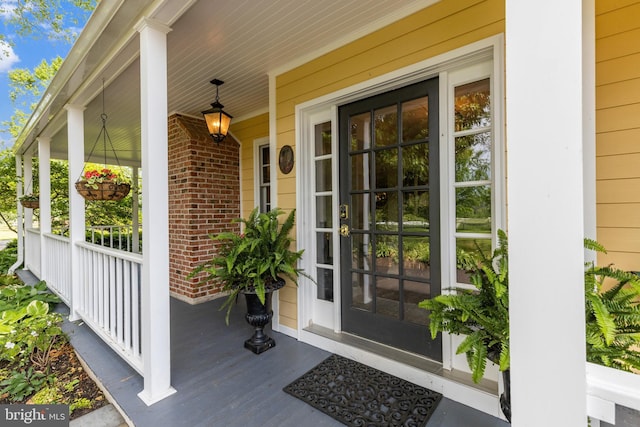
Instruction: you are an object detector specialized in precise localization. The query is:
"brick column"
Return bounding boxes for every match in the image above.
[168,114,240,303]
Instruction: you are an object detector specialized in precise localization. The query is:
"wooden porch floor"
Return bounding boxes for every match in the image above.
[22,271,508,427]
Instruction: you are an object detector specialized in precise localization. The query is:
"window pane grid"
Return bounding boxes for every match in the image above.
[258,144,271,213]
[452,76,493,289]
[313,121,334,302]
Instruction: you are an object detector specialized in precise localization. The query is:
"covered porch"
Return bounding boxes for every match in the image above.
[10,0,640,425]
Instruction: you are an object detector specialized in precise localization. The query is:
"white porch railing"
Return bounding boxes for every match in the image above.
[25,228,41,277]
[88,225,141,253]
[76,241,144,374]
[42,233,71,305]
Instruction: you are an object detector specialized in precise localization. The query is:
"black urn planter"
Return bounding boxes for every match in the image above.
[242,279,285,354]
[500,369,511,423]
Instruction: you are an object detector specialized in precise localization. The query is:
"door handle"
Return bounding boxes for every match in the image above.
[340,224,350,237]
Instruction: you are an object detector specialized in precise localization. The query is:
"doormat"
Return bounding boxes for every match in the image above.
[283,354,442,426]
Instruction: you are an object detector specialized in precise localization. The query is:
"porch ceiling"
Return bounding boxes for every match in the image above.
[17,0,436,166]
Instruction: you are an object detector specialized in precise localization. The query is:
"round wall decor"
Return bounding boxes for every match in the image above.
[279,145,294,174]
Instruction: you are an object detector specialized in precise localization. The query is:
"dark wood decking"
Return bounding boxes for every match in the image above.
[20,270,508,426]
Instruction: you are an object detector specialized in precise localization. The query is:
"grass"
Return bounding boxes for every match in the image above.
[0,224,16,241]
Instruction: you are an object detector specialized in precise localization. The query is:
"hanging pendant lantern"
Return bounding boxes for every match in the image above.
[202,79,232,143]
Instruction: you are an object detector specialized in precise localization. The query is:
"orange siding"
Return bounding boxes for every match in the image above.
[274,0,505,327]
[229,113,269,219]
[596,0,640,270]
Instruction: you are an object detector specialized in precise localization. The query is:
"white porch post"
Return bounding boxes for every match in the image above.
[23,156,34,229]
[506,1,587,426]
[135,17,176,405]
[132,167,140,254]
[37,137,51,281]
[66,105,85,321]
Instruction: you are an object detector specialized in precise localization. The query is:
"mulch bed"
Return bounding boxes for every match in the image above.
[0,342,108,420]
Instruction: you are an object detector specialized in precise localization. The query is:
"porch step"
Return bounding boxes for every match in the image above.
[70,404,128,427]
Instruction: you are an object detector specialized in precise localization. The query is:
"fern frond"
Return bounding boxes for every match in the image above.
[586,292,617,345]
[499,344,510,371]
[469,340,488,384]
[584,238,606,254]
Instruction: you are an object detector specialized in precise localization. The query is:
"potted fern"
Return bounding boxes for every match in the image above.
[421,232,640,423]
[584,239,640,372]
[419,230,511,421]
[190,207,307,354]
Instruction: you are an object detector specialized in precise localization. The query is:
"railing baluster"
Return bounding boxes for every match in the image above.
[132,262,141,359]
[124,261,132,353]
[81,247,87,313]
[109,256,116,340]
[86,225,142,254]
[116,257,124,345]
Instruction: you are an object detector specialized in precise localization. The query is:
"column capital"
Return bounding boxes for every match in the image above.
[64,104,86,112]
[134,17,172,34]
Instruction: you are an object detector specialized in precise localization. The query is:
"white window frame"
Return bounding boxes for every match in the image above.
[253,137,271,211]
[297,108,340,332]
[439,60,505,375]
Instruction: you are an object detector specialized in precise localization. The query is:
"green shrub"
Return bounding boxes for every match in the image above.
[70,397,93,414]
[0,367,53,402]
[0,280,60,312]
[30,383,63,404]
[0,301,64,368]
[0,239,19,273]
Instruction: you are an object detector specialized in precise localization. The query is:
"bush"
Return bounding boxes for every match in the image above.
[0,239,19,273]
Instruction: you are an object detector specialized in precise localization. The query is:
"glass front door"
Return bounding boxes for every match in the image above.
[339,78,441,359]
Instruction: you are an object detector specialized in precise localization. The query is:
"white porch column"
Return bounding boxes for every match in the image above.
[66,105,85,321]
[23,156,34,229]
[135,17,176,405]
[132,167,140,254]
[37,137,51,281]
[506,1,587,426]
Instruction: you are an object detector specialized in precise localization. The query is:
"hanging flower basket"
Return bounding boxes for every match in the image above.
[19,194,39,209]
[20,200,40,209]
[75,180,130,201]
[75,168,131,201]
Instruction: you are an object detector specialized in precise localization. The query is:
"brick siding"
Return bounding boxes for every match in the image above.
[168,113,240,303]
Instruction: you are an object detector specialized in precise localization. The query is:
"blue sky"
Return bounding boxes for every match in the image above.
[0,0,93,149]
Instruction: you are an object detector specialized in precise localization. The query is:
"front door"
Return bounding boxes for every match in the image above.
[339,78,441,359]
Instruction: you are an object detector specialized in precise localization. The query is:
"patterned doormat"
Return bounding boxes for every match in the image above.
[283,354,442,426]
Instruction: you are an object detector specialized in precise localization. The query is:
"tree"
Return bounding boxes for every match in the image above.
[0,56,62,234]
[2,57,63,138]
[1,2,136,248]
[0,1,96,55]
[0,150,18,232]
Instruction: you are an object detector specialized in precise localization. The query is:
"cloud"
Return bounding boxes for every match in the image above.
[0,1,17,20]
[0,40,20,72]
